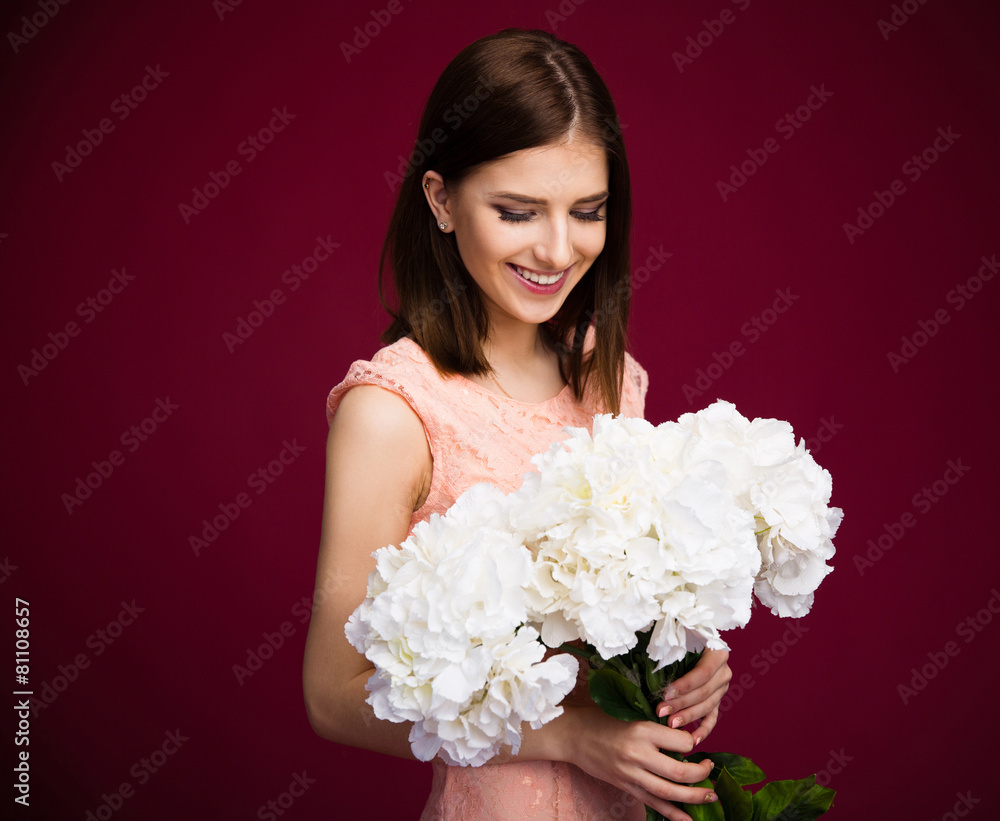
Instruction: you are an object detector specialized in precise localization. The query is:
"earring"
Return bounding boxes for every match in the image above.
[424,182,429,188]
[439,222,447,230]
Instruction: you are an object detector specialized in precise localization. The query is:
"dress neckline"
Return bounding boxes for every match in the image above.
[397,336,573,407]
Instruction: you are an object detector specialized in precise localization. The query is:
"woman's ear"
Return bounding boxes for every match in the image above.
[422,173,454,232]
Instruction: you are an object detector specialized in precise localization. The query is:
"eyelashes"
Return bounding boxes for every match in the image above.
[497,209,606,224]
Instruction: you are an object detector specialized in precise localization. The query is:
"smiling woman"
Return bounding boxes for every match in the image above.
[372,28,638,415]
[302,28,732,821]
[420,137,609,396]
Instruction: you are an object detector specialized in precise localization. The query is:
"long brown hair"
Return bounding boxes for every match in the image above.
[379,28,633,415]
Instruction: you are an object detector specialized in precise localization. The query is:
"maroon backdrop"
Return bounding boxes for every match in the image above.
[3,0,999,818]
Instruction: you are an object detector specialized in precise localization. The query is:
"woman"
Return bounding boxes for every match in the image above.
[303,28,731,821]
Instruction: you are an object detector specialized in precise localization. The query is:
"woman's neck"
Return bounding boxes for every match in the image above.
[483,312,551,371]
[480,315,565,401]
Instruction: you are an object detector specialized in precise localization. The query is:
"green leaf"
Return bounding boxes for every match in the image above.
[751,775,836,821]
[588,668,654,721]
[686,752,766,786]
[684,778,725,821]
[716,768,753,821]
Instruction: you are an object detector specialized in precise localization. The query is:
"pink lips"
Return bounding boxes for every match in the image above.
[506,263,571,295]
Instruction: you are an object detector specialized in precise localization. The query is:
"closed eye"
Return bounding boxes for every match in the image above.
[496,209,606,224]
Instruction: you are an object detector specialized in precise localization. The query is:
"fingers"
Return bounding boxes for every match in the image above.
[656,650,731,727]
[658,671,726,729]
[630,753,717,820]
[566,705,719,820]
[629,779,717,821]
[692,705,719,747]
[662,649,729,703]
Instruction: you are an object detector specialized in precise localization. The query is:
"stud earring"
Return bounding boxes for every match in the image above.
[439,222,447,230]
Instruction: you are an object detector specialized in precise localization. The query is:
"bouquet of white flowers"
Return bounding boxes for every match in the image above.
[347,400,843,819]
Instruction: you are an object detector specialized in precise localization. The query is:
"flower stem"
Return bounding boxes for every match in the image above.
[555,642,594,661]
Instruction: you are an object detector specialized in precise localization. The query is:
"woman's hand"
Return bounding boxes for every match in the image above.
[655,649,732,746]
[561,701,718,821]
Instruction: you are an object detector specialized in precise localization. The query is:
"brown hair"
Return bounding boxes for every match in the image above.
[379,28,633,415]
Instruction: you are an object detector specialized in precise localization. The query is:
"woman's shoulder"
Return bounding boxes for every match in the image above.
[325,336,440,426]
[609,350,648,419]
[623,350,649,405]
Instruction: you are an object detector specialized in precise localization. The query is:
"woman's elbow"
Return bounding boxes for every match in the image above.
[302,675,349,743]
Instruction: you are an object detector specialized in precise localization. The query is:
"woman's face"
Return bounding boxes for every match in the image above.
[428,136,609,332]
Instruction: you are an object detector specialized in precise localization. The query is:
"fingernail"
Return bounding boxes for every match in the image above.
[663,685,679,699]
[660,704,673,716]
[670,717,682,728]
[705,793,718,803]
[693,735,702,747]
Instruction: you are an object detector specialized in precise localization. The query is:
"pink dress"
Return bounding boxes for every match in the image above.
[327,335,649,821]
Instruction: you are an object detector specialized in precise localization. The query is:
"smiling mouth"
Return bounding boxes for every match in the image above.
[509,263,567,286]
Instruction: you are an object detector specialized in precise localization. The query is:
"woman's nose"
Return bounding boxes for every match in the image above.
[533,218,573,271]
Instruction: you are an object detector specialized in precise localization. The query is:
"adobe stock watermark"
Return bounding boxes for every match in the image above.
[340,0,407,63]
[223,235,339,352]
[855,457,969,576]
[232,568,350,686]
[178,106,296,224]
[813,749,852,789]
[672,0,753,73]
[83,728,189,821]
[929,790,980,821]
[28,600,144,718]
[213,0,246,22]
[887,253,996,373]
[545,0,589,31]
[558,244,670,357]
[716,84,833,202]
[0,557,17,585]
[188,438,306,556]
[384,74,497,192]
[716,622,810,717]
[603,787,640,820]
[7,0,71,55]
[51,65,169,182]
[17,267,135,385]
[897,587,999,706]
[842,125,960,243]
[61,397,179,514]
[877,0,932,41]
[803,416,844,458]
[681,287,799,405]
[257,771,317,820]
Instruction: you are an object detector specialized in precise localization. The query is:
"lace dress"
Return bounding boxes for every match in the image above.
[326,335,649,821]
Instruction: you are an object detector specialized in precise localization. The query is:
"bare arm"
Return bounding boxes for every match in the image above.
[301,384,720,820]
[302,384,431,759]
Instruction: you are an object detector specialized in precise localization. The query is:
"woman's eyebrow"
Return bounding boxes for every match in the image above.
[485,190,610,205]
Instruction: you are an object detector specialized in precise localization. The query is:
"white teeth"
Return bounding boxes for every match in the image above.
[512,264,564,286]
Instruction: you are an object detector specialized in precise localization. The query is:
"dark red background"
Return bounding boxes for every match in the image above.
[3,0,998,818]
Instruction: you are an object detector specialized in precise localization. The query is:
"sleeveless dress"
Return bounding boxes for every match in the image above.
[326,335,649,821]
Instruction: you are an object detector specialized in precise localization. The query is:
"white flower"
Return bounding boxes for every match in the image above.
[751,442,843,617]
[514,413,761,669]
[346,488,577,767]
[680,400,842,619]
